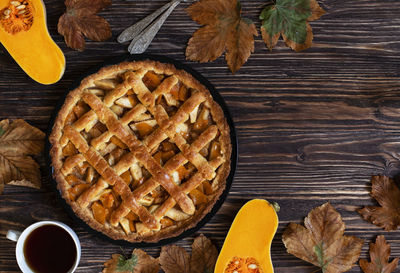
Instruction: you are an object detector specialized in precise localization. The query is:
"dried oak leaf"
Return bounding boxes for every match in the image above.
[159,245,190,273]
[260,0,325,52]
[358,175,400,231]
[58,0,112,51]
[186,0,258,73]
[0,119,44,194]
[282,202,364,273]
[103,249,159,273]
[190,234,218,273]
[360,235,399,273]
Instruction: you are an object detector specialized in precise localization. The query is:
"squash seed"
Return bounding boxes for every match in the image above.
[10,1,21,6]
[248,264,258,269]
[16,4,26,9]
[3,9,11,16]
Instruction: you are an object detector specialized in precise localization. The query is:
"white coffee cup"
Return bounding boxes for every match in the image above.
[6,221,81,273]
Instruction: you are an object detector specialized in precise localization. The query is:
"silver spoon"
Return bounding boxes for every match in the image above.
[118,0,182,54]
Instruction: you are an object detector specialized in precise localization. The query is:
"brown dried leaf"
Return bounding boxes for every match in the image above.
[103,249,159,273]
[282,202,364,273]
[358,175,400,231]
[309,0,326,21]
[0,119,44,194]
[103,254,124,273]
[58,0,112,51]
[225,19,258,73]
[360,235,399,273]
[102,235,217,273]
[190,234,218,273]
[186,0,258,73]
[159,245,190,273]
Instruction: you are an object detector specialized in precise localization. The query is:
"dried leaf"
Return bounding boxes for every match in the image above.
[186,0,258,73]
[282,202,364,273]
[58,0,112,51]
[103,235,217,273]
[260,0,325,51]
[159,245,190,273]
[103,249,159,273]
[103,254,135,273]
[190,234,218,273]
[358,175,400,231]
[0,119,44,194]
[360,235,399,273]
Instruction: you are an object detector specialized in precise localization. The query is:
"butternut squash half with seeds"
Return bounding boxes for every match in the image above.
[0,0,65,84]
[215,199,279,273]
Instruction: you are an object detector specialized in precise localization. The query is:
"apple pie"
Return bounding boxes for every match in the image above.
[50,60,231,242]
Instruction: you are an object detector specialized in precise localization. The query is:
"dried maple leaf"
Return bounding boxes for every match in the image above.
[159,234,218,273]
[190,234,218,273]
[186,0,258,73]
[282,202,364,273]
[260,0,325,52]
[359,235,399,273]
[58,0,112,51]
[103,249,159,273]
[159,245,190,273]
[0,119,44,194]
[358,175,400,231]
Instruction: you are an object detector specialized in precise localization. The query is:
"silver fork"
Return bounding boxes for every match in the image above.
[118,0,185,54]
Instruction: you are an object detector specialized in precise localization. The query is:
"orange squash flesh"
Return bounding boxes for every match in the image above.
[0,0,65,84]
[214,199,279,273]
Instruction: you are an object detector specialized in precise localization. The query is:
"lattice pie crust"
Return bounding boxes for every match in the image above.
[50,60,231,242]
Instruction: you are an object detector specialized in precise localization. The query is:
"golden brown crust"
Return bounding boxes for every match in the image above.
[49,60,231,242]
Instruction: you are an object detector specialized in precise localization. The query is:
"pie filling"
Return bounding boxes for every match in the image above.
[53,64,230,239]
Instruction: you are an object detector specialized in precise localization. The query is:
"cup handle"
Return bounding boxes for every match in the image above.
[6,230,22,242]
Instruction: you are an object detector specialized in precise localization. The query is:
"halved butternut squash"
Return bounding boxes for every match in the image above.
[214,199,279,273]
[0,0,65,84]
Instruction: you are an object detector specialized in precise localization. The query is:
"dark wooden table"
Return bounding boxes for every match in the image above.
[1,0,400,272]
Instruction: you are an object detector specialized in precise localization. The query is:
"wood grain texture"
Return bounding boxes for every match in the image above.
[1,0,400,272]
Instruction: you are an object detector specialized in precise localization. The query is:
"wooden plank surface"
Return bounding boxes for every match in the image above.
[1,0,400,272]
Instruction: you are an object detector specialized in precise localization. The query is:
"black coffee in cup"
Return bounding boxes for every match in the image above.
[23,224,77,273]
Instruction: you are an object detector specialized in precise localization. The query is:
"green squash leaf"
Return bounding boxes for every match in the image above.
[260,0,325,51]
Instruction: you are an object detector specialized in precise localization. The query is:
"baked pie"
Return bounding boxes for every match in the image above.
[50,60,231,242]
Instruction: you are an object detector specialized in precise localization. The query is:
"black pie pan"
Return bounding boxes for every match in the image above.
[45,54,238,247]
